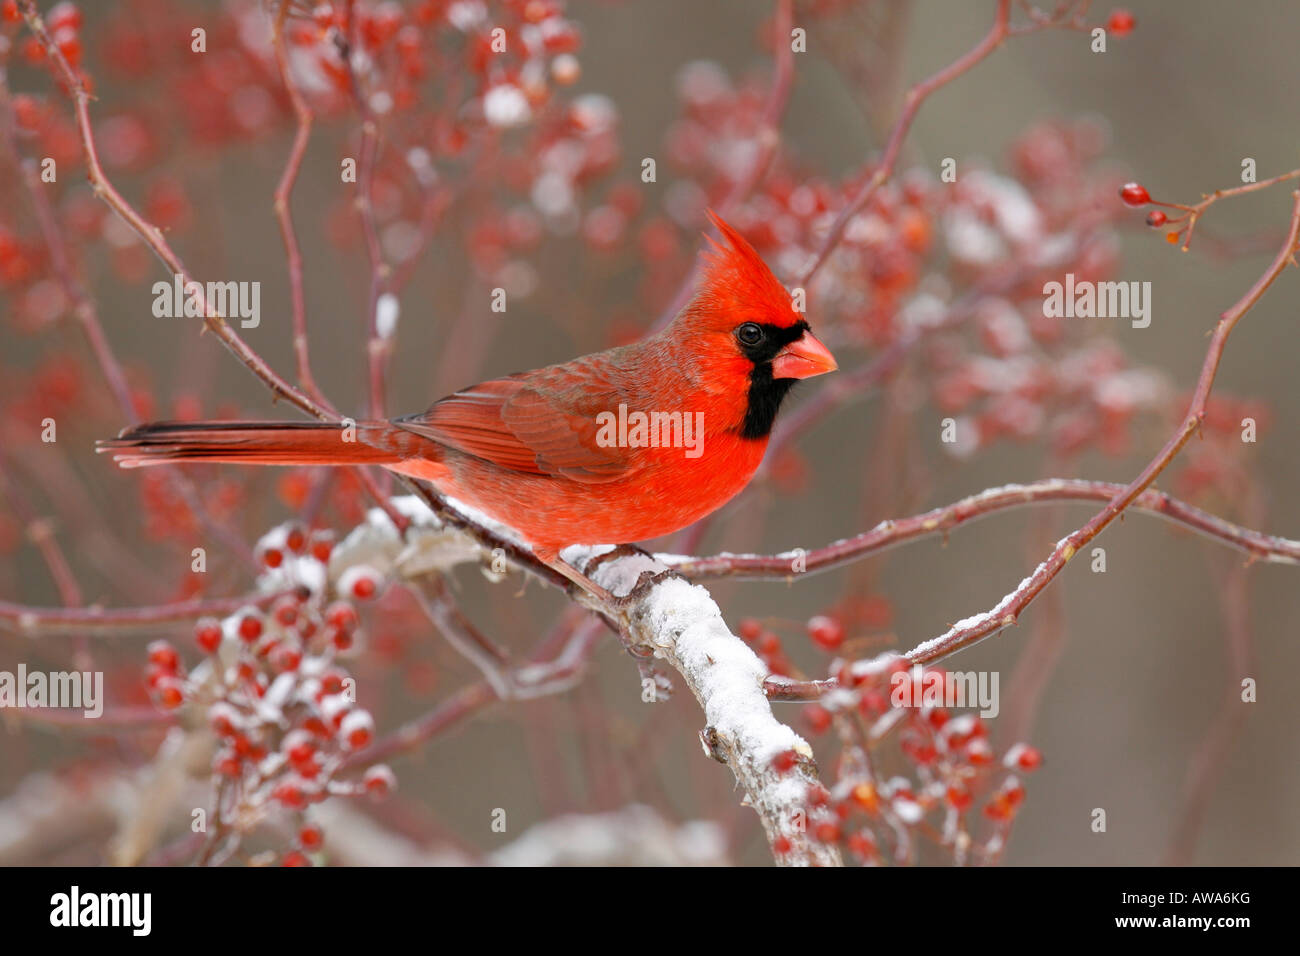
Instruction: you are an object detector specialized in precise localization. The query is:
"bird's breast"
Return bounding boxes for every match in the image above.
[430,426,768,552]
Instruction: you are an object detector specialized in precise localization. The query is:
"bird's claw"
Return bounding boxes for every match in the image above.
[609,567,678,610]
[584,543,646,575]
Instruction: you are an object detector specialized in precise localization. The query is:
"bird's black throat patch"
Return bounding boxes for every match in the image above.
[738,320,809,440]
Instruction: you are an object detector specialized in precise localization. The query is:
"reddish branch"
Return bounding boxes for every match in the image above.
[19,1,414,536]
[18,1,329,422]
[0,589,294,636]
[342,0,395,420]
[671,478,1300,581]
[343,617,606,768]
[761,188,1300,696]
[0,72,257,568]
[798,0,1087,288]
[1164,548,1255,864]
[270,1,331,410]
[901,190,1300,665]
[1154,167,1300,251]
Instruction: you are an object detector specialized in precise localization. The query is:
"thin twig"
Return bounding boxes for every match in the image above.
[668,477,1300,581]
[901,190,1300,665]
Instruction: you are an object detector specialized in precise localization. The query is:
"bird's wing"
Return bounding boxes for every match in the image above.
[392,354,635,484]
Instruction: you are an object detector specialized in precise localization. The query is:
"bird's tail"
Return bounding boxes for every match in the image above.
[97,420,403,469]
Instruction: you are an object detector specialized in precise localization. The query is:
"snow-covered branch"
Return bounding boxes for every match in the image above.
[323,498,842,866]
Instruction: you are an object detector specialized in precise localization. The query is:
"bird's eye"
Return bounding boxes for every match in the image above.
[736,322,765,346]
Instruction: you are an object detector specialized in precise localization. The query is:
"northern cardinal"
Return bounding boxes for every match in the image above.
[99,212,837,597]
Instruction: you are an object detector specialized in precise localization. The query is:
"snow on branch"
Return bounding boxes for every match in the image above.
[321,501,841,865]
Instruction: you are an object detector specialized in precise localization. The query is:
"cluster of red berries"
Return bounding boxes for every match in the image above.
[738,608,1044,863]
[735,602,892,688]
[767,658,1043,864]
[141,521,399,865]
[3,1,84,74]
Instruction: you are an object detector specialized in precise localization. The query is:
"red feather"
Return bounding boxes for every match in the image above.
[99,212,834,563]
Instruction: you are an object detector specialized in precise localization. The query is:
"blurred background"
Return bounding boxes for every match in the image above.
[1,0,1297,865]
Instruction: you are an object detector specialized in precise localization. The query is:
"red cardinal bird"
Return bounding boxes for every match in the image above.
[99,212,836,595]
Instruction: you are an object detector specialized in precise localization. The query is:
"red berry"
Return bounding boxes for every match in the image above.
[296,613,318,640]
[320,671,346,695]
[11,94,41,130]
[946,785,973,811]
[47,2,82,32]
[271,645,302,673]
[805,704,832,734]
[147,640,179,671]
[1107,9,1136,36]
[806,614,845,651]
[351,575,376,600]
[273,597,299,627]
[238,613,263,642]
[325,602,357,632]
[362,764,396,797]
[273,782,307,809]
[195,618,223,653]
[771,835,792,855]
[814,821,841,844]
[738,618,762,642]
[1008,743,1043,771]
[302,715,331,738]
[846,831,876,859]
[156,680,184,709]
[1145,210,1167,227]
[967,738,994,766]
[340,710,374,750]
[215,754,242,777]
[851,782,879,813]
[262,547,283,568]
[984,798,1013,821]
[52,26,81,67]
[906,740,937,764]
[984,781,1025,821]
[321,694,352,729]
[299,825,323,849]
[282,850,311,867]
[770,749,797,774]
[1119,182,1149,206]
[1,1,20,25]
[285,525,306,553]
[209,703,239,736]
[309,531,334,563]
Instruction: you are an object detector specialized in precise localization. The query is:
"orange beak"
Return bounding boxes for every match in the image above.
[771,330,838,380]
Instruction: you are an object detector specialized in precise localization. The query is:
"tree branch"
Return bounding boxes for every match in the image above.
[666,478,1300,581]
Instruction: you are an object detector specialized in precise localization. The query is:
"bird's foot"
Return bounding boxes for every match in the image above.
[583,543,646,575]
[607,567,679,611]
[539,547,677,613]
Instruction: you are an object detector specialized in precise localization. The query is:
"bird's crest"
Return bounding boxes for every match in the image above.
[692,210,801,330]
